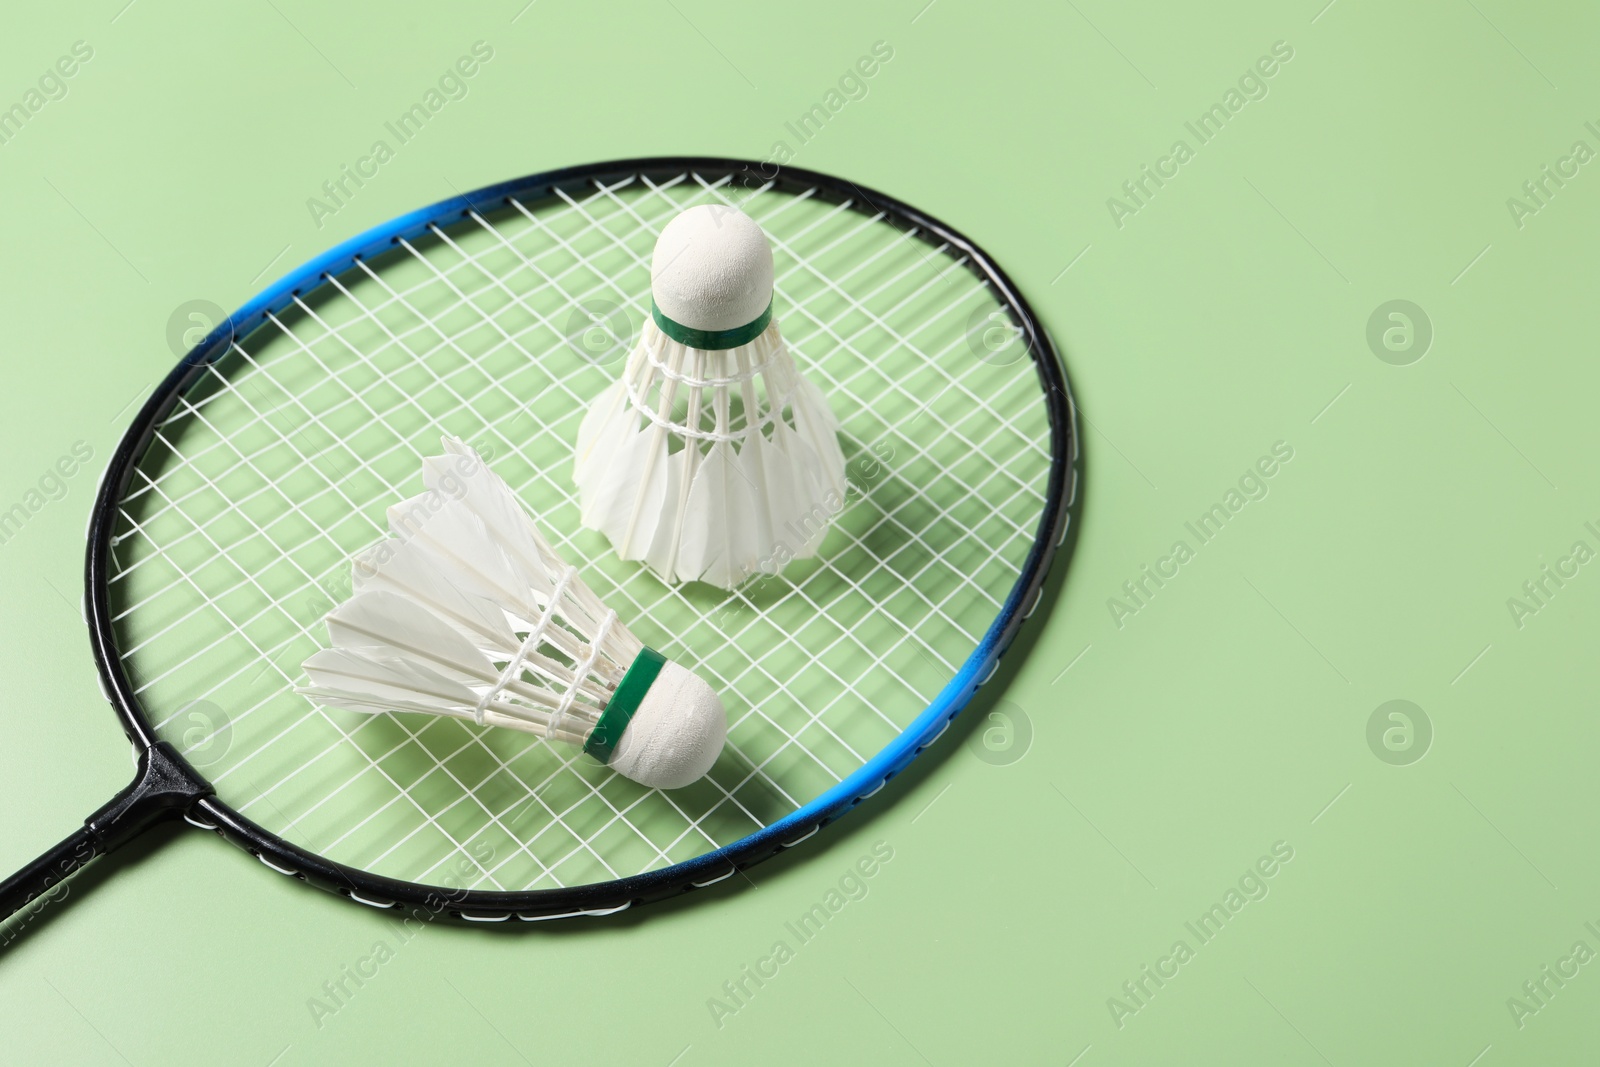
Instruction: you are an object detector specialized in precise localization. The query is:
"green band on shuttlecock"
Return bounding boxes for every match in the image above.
[585,646,667,765]
[651,299,772,350]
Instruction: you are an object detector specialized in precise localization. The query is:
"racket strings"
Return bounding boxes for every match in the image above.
[124,179,1030,646]
[121,252,812,895]
[288,223,876,819]
[120,390,560,889]
[131,198,940,819]
[326,182,1028,732]
[153,335,774,886]
[117,320,740,889]
[107,169,1052,892]
[137,194,1017,883]
[606,177,1050,593]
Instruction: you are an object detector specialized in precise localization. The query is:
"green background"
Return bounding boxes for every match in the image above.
[1,0,1596,1063]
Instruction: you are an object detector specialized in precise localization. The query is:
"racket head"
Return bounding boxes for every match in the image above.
[86,158,1081,920]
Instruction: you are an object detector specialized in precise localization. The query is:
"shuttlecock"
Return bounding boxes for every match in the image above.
[297,437,727,790]
[574,204,848,590]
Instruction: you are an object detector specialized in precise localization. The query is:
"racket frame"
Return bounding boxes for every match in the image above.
[75,157,1082,921]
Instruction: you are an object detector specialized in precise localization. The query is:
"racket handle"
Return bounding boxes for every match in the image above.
[0,742,210,923]
[0,827,101,923]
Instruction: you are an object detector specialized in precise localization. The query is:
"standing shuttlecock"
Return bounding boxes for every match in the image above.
[297,437,727,790]
[574,204,848,590]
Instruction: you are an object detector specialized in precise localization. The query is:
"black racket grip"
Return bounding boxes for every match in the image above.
[0,742,210,923]
[0,827,101,921]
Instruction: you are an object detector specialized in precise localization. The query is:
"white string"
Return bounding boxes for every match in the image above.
[472,566,577,726]
[237,218,790,862]
[103,169,1058,892]
[618,330,803,446]
[560,609,615,738]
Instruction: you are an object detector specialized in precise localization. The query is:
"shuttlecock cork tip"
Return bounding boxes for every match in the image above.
[607,659,728,790]
[652,205,774,335]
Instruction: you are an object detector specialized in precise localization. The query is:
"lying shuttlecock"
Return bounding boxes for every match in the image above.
[574,204,848,590]
[297,437,727,790]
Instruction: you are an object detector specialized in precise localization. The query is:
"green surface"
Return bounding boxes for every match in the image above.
[0,1,1595,1064]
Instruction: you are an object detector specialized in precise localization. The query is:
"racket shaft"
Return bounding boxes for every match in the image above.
[1,742,208,923]
[0,827,100,922]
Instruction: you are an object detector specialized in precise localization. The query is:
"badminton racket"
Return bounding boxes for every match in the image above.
[0,157,1080,924]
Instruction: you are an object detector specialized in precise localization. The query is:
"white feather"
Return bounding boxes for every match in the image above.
[302,646,479,714]
[791,375,848,500]
[297,440,651,743]
[677,439,759,587]
[351,537,516,652]
[325,590,496,685]
[301,648,592,744]
[736,422,781,565]
[572,208,847,590]
[640,450,686,577]
[385,496,530,619]
[296,438,727,788]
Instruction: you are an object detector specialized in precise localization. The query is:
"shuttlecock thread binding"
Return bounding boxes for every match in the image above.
[621,323,802,446]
